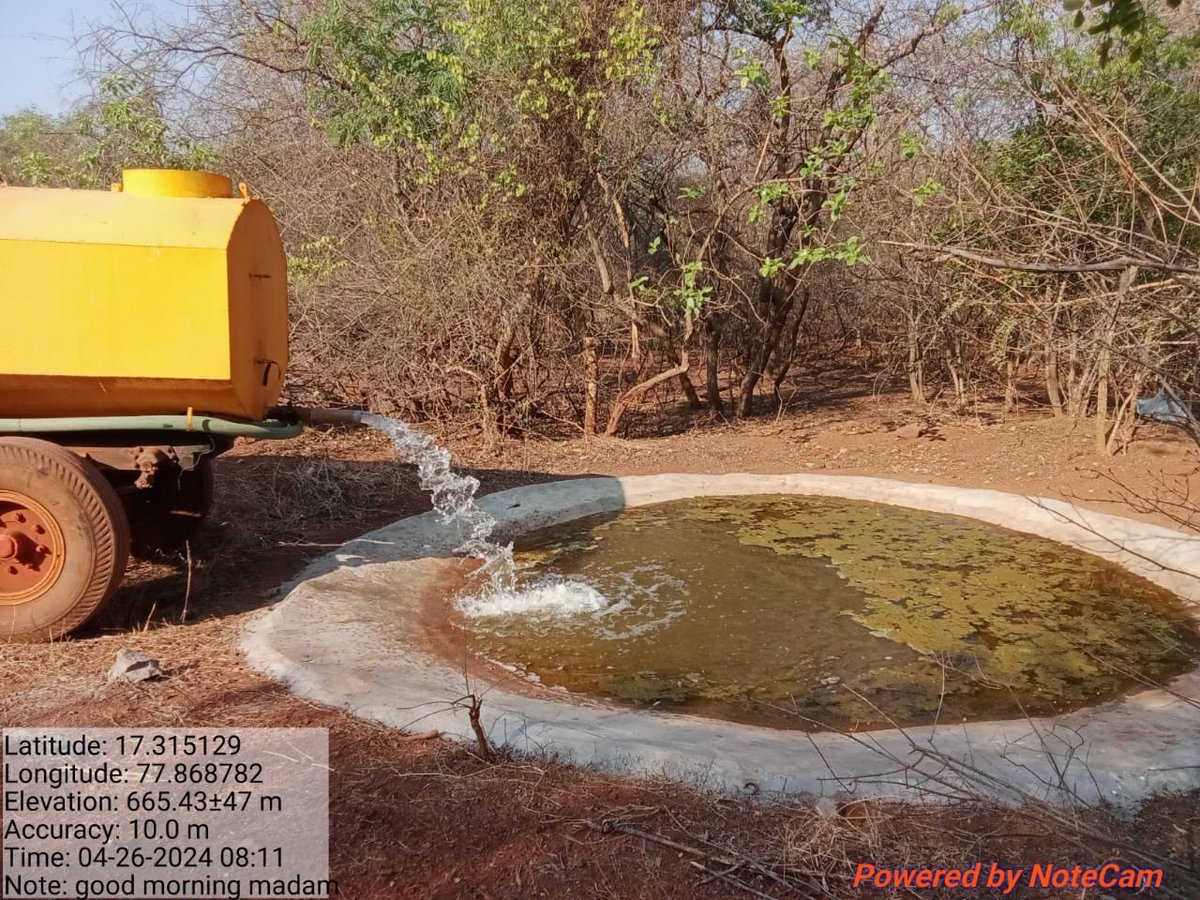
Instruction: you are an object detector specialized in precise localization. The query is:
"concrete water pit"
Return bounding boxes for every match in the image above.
[243,474,1200,805]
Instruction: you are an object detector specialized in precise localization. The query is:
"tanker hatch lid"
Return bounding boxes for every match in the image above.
[118,169,234,199]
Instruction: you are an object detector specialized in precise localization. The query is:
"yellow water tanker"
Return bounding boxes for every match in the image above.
[0,168,288,420]
[0,170,365,643]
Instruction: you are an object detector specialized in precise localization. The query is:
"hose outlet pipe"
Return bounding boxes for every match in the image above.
[268,407,368,427]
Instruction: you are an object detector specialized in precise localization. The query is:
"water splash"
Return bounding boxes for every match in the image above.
[361,413,622,618]
[456,577,612,618]
[361,413,516,591]
[458,563,686,641]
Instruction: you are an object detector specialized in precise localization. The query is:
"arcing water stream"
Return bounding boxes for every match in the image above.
[362,414,516,591]
[361,413,611,616]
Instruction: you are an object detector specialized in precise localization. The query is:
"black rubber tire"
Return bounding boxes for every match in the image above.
[0,437,130,642]
[128,458,214,559]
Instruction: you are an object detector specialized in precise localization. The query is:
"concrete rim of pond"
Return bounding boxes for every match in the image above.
[242,474,1200,806]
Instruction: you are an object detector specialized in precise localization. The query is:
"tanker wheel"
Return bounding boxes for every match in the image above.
[129,458,214,559]
[0,438,130,642]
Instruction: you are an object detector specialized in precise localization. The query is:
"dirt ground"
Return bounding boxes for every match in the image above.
[2,384,1199,898]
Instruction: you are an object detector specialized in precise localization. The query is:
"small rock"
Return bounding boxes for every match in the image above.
[820,676,841,687]
[813,797,839,818]
[894,422,925,439]
[107,649,163,683]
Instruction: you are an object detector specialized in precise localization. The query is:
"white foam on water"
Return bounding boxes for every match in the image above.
[592,565,687,639]
[457,564,687,644]
[457,578,615,619]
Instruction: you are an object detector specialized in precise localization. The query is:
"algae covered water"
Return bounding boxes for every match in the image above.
[455,495,1200,731]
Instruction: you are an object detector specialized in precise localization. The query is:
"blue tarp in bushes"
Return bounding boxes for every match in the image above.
[1135,389,1194,425]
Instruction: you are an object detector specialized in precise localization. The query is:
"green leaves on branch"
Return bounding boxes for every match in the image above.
[83,76,214,178]
[718,0,816,41]
[737,57,770,90]
[991,7,1200,226]
[1062,0,1184,64]
[790,236,869,269]
[629,261,713,318]
[300,0,659,191]
[749,181,791,224]
[0,74,210,189]
[288,235,348,287]
[766,0,812,21]
[674,261,713,316]
[759,257,787,277]
[606,2,659,81]
[898,133,924,159]
[302,0,464,157]
[758,237,870,276]
[740,25,886,286]
[911,178,945,205]
[823,188,847,222]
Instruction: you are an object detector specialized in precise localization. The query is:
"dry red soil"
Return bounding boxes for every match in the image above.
[2,388,1198,898]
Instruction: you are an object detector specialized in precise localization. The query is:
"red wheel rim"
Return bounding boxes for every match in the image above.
[0,492,66,606]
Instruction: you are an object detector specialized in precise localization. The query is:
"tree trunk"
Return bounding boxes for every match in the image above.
[1095,344,1110,455]
[769,289,809,405]
[1045,286,1064,417]
[737,291,796,417]
[704,319,724,415]
[947,335,966,408]
[1095,267,1136,455]
[488,279,534,433]
[1106,379,1141,455]
[736,32,802,419]
[606,353,691,437]
[1066,325,1082,417]
[1004,355,1017,412]
[491,325,518,432]
[678,372,702,410]
[1046,344,1063,416]
[582,336,598,437]
[907,303,924,404]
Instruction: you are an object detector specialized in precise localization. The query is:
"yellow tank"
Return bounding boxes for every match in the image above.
[0,169,288,421]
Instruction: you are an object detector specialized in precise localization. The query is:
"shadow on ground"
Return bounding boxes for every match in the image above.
[86,455,604,640]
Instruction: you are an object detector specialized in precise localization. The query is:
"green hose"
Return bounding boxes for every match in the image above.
[0,414,305,440]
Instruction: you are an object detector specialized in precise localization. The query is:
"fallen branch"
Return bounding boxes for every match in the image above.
[884,241,1200,276]
[605,353,691,436]
[689,859,779,899]
[591,819,834,899]
[399,730,440,742]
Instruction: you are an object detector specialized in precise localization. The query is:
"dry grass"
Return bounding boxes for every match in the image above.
[1,406,1198,897]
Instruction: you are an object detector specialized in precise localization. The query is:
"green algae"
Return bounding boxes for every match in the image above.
[714,498,1188,700]
[458,495,1200,731]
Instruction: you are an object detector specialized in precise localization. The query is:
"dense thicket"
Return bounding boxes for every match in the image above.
[3,0,1197,447]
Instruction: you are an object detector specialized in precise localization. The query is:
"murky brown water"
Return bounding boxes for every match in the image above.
[455,496,1200,731]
